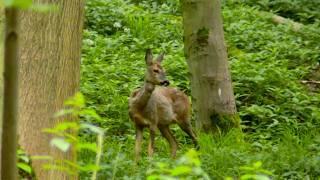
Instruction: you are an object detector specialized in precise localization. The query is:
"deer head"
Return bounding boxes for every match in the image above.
[145,49,170,86]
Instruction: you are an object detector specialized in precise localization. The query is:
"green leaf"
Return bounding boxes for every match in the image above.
[30,4,58,12]
[75,142,97,152]
[54,122,79,131]
[79,109,101,120]
[3,0,32,8]
[64,92,85,108]
[78,164,100,172]
[170,165,192,176]
[241,174,270,180]
[80,123,104,135]
[31,155,53,161]
[17,162,32,174]
[42,128,59,135]
[50,138,71,152]
[253,161,262,168]
[54,109,74,118]
[18,155,29,163]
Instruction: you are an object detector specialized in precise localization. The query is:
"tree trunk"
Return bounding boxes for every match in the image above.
[18,1,84,179]
[1,8,19,180]
[0,7,5,177]
[181,0,240,133]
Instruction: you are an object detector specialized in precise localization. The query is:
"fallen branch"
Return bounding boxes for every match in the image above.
[271,15,303,32]
[301,80,320,84]
[259,11,303,32]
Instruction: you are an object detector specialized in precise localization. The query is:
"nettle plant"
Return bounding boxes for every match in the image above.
[39,93,104,179]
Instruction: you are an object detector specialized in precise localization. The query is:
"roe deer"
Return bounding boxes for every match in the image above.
[129,49,198,161]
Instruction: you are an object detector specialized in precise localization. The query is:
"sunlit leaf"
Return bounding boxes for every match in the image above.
[80,123,104,135]
[253,161,262,168]
[241,174,271,180]
[79,109,101,120]
[54,109,74,118]
[30,4,58,12]
[31,155,53,161]
[54,122,79,131]
[50,138,71,152]
[78,164,100,172]
[170,165,192,176]
[17,162,32,174]
[64,92,85,107]
[3,0,32,8]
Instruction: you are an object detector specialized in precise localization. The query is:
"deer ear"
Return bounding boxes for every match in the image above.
[156,53,164,63]
[145,49,153,65]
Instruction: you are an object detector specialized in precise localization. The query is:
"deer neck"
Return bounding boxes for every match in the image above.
[136,80,155,108]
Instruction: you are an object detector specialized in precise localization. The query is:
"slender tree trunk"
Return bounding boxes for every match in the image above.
[181,0,240,133]
[18,1,84,179]
[0,7,5,177]
[1,8,19,180]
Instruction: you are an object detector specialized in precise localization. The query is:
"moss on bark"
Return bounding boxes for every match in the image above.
[210,112,241,134]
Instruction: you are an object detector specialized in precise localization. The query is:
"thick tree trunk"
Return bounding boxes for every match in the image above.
[181,0,240,133]
[18,1,84,179]
[1,8,19,180]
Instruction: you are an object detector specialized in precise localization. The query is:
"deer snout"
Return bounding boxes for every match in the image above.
[160,80,170,86]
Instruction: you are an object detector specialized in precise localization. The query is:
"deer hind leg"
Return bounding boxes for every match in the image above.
[177,122,199,150]
[135,125,143,162]
[159,125,178,158]
[148,125,157,157]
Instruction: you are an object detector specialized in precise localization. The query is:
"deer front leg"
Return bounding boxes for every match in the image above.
[135,126,143,162]
[148,125,157,157]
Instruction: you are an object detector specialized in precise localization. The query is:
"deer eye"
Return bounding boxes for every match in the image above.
[153,69,159,73]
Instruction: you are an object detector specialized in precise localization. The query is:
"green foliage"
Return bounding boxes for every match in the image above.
[225,161,273,180]
[238,161,273,180]
[79,0,320,179]
[84,0,131,35]
[2,0,32,8]
[238,0,320,24]
[38,93,104,179]
[17,148,34,179]
[147,149,210,180]
[1,0,56,11]
[222,4,320,137]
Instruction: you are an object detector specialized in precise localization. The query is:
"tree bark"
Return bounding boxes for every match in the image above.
[0,7,5,177]
[181,0,240,133]
[1,8,19,180]
[18,1,84,179]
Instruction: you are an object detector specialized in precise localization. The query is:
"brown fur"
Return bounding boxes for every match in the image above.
[129,49,198,162]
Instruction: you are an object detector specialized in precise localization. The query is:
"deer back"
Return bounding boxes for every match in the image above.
[129,86,190,126]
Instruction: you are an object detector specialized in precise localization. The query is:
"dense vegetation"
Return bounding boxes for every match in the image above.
[76,0,320,179]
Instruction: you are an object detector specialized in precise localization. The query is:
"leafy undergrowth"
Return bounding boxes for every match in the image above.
[238,0,320,24]
[79,0,320,179]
